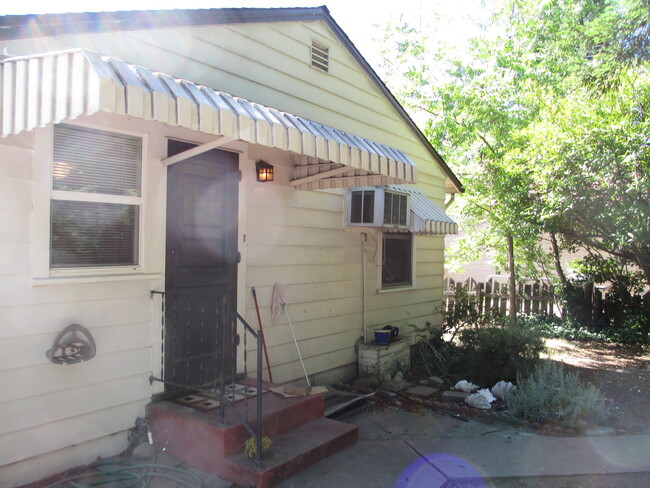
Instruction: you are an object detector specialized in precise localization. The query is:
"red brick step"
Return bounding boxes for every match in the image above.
[222,416,359,488]
[147,389,358,486]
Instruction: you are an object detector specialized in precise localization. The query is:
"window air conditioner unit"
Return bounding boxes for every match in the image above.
[347,187,410,229]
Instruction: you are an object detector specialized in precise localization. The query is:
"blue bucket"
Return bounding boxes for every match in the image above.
[374,329,391,346]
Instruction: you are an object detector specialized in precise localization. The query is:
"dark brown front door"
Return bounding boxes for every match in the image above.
[164,140,239,389]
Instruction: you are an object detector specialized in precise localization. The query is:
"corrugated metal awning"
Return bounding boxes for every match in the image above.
[385,185,458,235]
[0,49,417,189]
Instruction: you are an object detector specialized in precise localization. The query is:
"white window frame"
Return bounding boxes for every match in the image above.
[347,187,410,229]
[380,231,415,290]
[32,122,148,283]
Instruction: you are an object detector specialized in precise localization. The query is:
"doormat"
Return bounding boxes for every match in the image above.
[171,384,267,412]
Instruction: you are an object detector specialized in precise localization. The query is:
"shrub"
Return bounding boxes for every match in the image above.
[528,311,650,345]
[412,340,463,380]
[457,325,546,386]
[505,362,611,428]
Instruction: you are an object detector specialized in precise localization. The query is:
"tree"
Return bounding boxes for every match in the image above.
[379,0,650,298]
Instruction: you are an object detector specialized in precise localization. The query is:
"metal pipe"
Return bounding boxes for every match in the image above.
[361,233,367,343]
[218,296,226,425]
[282,304,311,388]
[256,328,263,470]
[252,287,273,382]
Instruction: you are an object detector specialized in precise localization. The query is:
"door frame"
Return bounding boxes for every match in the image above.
[162,138,245,390]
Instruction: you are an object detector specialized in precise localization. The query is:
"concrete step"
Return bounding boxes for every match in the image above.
[222,417,359,488]
[148,390,325,459]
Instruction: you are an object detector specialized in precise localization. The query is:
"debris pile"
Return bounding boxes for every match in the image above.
[343,373,516,416]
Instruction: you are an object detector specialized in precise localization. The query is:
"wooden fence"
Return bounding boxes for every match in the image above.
[443,277,556,316]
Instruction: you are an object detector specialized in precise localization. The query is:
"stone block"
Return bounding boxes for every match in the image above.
[405,386,438,398]
[442,390,470,402]
[428,376,446,388]
[358,339,410,381]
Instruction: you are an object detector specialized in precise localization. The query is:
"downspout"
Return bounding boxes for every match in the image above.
[361,232,368,343]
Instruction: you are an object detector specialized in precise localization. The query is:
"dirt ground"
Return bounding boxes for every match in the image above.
[543,338,650,435]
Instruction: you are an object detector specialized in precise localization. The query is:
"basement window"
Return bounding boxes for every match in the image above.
[311,40,329,73]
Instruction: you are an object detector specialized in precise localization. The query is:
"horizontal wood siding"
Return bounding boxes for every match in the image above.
[0,15,452,481]
[243,182,444,383]
[0,132,157,482]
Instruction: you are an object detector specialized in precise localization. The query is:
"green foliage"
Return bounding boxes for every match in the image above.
[458,325,546,386]
[412,288,546,384]
[571,255,649,331]
[506,362,611,428]
[412,340,463,381]
[379,0,650,289]
[437,286,480,341]
[529,312,650,345]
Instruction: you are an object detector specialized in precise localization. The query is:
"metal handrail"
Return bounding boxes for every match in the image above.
[150,290,264,470]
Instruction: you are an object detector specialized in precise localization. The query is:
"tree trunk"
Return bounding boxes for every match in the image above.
[550,232,567,287]
[630,244,650,289]
[550,232,568,320]
[507,232,517,326]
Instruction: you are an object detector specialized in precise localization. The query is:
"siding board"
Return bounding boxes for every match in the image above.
[244,280,361,308]
[0,211,30,243]
[0,374,151,435]
[1,401,145,466]
[3,432,128,488]
[246,225,356,247]
[0,296,152,338]
[0,243,30,275]
[0,179,31,212]
[0,348,151,403]
[246,263,362,287]
[0,145,31,179]
[0,279,153,307]
[0,322,152,371]
[247,245,359,266]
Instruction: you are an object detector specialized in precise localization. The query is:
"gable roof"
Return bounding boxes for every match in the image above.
[0,6,463,192]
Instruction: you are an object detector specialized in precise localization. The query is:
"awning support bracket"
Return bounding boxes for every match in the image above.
[290,165,354,187]
[161,136,234,167]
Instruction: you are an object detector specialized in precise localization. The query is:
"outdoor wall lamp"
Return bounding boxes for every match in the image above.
[256,160,274,182]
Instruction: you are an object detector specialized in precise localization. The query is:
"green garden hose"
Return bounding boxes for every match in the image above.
[44,460,203,488]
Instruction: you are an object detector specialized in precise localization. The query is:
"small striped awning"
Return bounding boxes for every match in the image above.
[0,49,417,189]
[385,185,458,235]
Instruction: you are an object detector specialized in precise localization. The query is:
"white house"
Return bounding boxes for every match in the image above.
[0,7,461,486]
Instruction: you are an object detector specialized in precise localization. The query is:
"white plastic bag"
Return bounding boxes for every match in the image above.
[453,380,479,393]
[476,388,496,404]
[465,393,491,409]
[491,381,516,400]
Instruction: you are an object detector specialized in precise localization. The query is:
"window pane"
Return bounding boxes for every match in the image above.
[384,192,407,226]
[350,191,363,223]
[362,191,375,223]
[51,200,139,267]
[350,190,375,224]
[382,233,412,287]
[53,124,142,196]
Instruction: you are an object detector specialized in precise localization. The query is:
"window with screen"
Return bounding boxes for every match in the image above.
[50,124,142,268]
[382,232,413,288]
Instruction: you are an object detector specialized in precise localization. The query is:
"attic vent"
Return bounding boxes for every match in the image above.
[311,40,329,72]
